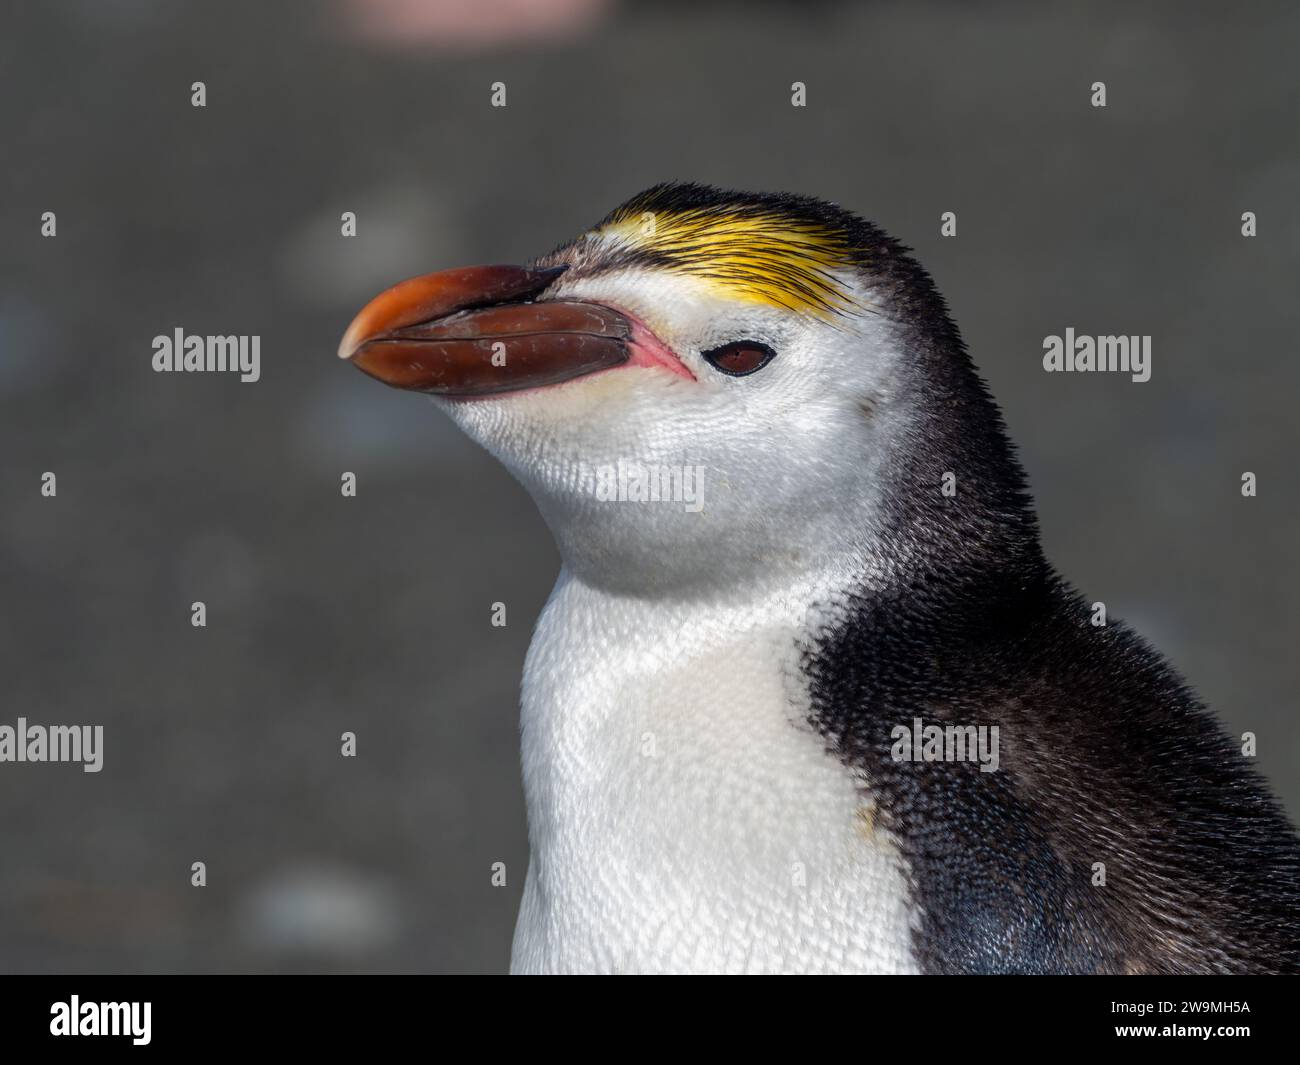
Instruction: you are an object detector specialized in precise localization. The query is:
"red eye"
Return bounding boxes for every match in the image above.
[701,340,777,377]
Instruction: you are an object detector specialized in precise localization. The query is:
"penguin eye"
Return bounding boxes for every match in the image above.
[701,340,776,377]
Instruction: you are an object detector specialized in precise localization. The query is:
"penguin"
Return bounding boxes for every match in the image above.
[338,182,1300,974]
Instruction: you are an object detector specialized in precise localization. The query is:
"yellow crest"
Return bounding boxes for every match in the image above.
[593,202,859,318]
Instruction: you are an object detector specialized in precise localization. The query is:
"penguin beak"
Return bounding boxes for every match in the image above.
[337,264,632,396]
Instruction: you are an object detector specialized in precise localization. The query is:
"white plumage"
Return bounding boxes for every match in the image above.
[510,568,917,974]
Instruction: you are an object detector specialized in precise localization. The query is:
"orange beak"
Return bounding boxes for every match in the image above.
[337,264,631,396]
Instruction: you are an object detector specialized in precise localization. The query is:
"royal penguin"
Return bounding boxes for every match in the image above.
[338,182,1300,974]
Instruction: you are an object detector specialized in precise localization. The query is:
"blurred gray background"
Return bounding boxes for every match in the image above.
[0,0,1296,972]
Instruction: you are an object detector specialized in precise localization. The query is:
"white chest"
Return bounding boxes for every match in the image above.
[509,571,919,974]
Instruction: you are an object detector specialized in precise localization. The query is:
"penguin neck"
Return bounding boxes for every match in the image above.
[880,330,1049,596]
[551,551,880,635]
[533,493,902,614]
[526,443,1044,619]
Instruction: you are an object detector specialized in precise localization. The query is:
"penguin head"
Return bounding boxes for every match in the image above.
[340,183,1025,596]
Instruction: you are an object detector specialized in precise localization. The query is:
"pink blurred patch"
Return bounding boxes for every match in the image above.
[339,0,613,50]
